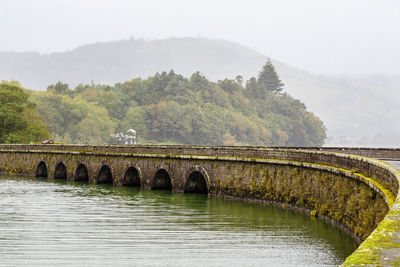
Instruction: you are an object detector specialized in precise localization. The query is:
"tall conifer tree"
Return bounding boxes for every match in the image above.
[257,58,284,94]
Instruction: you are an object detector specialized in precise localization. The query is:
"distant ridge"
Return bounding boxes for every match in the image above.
[1,37,399,144]
[0,37,268,89]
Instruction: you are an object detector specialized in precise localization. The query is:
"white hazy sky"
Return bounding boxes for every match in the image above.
[0,0,399,75]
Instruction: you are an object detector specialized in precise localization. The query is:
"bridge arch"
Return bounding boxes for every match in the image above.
[54,161,67,179]
[123,164,141,187]
[35,161,48,178]
[151,168,172,191]
[97,164,113,185]
[74,163,89,182]
[184,166,209,194]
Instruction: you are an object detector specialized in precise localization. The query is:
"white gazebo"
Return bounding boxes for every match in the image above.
[125,129,136,145]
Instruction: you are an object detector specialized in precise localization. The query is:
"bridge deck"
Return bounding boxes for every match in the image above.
[387,161,400,168]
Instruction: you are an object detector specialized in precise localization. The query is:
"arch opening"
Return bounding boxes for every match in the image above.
[123,167,140,187]
[35,161,48,178]
[184,171,208,194]
[151,169,172,190]
[54,162,67,179]
[75,164,89,182]
[97,165,113,185]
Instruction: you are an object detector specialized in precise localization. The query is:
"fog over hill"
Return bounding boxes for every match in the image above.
[0,38,267,88]
[1,37,399,146]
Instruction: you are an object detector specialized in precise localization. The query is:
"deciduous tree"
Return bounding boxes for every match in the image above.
[0,84,50,143]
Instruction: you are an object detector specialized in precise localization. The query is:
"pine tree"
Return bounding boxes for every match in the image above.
[257,58,284,94]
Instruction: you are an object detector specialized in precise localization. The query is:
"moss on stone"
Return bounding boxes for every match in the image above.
[310,210,317,217]
[342,218,400,266]
[214,164,389,240]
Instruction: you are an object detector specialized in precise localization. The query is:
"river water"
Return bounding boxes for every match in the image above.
[0,175,357,266]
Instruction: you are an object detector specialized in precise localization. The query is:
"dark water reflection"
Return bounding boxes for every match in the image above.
[0,175,357,266]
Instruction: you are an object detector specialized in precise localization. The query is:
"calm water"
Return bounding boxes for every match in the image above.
[0,175,357,266]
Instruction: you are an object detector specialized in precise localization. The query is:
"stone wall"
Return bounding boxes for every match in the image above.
[1,144,400,160]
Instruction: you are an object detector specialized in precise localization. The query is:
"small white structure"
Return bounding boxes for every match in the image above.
[114,129,136,145]
[125,129,136,145]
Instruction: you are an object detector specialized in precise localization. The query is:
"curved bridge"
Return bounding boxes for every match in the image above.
[0,144,399,266]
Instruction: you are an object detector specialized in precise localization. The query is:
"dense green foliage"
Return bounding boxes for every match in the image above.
[0,82,50,143]
[31,62,326,145]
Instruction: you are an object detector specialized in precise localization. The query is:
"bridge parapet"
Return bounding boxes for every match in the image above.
[1,144,400,159]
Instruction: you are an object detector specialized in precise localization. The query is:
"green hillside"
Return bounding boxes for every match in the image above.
[29,62,326,146]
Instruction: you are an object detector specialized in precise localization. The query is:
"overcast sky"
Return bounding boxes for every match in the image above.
[0,0,399,75]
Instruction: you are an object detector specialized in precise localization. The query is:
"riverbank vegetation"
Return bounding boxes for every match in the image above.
[0,82,50,143]
[2,61,326,145]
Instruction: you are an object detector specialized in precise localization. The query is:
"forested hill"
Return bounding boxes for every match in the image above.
[29,62,326,146]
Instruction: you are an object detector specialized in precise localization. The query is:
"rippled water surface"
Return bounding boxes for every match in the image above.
[0,175,358,266]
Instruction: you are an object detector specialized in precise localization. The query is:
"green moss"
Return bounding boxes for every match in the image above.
[214,164,389,240]
[342,219,400,266]
[358,173,395,208]
[310,210,317,217]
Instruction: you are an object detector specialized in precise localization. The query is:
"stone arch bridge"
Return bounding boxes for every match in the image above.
[0,144,399,266]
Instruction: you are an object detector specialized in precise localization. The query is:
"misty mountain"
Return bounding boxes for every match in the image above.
[1,37,399,145]
[0,38,267,89]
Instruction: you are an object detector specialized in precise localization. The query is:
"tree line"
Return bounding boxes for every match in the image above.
[1,60,326,146]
